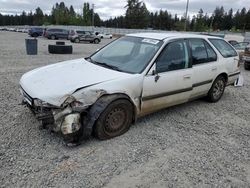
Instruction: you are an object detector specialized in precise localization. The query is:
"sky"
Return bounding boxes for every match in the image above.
[0,0,248,20]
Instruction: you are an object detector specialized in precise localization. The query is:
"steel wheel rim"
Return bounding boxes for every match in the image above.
[104,107,127,135]
[213,80,224,99]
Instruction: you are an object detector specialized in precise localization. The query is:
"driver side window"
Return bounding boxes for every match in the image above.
[155,40,189,73]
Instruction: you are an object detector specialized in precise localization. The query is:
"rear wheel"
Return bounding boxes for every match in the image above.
[51,35,56,40]
[244,62,250,70]
[207,76,226,102]
[94,99,133,140]
[94,38,99,44]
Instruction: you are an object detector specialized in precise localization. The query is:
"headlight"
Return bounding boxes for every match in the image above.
[33,99,53,107]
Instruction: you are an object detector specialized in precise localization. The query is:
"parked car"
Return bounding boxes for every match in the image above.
[69,30,101,44]
[228,40,239,46]
[28,27,44,37]
[44,28,69,40]
[97,33,113,39]
[20,33,240,144]
[242,45,250,70]
[231,42,249,61]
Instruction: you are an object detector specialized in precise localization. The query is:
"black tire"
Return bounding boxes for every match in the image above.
[32,33,38,38]
[74,38,80,43]
[244,62,250,70]
[56,41,65,45]
[94,99,133,140]
[207,76,226,102]
[101,36,103,39]
[94,38,99,44]
[48,44,72,54]
[51,35,56,40]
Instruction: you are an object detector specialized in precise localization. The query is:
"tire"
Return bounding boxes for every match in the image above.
[207,76,226,102]
[94,99,133,140]
[48,44,72,54]
[94,38,99,44]
[74,38,80,43]
[32,33,38,38]
[244,62,250,70]
[51,35,56,40]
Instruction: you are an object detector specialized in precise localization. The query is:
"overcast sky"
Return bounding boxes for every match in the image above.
[0,0,248,20]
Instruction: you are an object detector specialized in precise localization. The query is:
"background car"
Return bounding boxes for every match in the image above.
[97,33,113,39]
[69,30,101,44]
[231,42,250,61]
[243,46,250,70]
[28,27,44,37]
[44,28,69,40]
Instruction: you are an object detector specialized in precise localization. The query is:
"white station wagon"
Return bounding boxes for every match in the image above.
[20,33,240,144]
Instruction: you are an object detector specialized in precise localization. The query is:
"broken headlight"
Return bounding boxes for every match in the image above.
[33,98,54,108]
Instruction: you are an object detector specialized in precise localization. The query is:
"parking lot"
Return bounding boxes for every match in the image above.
[0,31,250,187]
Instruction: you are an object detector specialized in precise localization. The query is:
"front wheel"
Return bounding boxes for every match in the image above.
[207,76,226,102]
[94,99,133,140]
[74,38,80,43]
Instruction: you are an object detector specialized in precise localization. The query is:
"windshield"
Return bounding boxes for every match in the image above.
[90,36,163,73]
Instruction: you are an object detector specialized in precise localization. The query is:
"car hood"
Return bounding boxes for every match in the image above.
[20,58,130,106]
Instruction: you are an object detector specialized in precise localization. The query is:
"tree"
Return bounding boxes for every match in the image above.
[33,7,44,25]
[125,0,149,28]
[83,2,91,25]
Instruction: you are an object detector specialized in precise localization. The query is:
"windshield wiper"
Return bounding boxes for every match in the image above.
[86,57,122,72]
[97,62,121,71]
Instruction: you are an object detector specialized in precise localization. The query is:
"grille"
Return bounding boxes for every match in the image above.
[21,88,33,105]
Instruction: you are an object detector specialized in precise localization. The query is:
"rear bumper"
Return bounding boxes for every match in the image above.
[227,71,240,85]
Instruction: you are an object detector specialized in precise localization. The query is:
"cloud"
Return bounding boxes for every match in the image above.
[0,0,248,19]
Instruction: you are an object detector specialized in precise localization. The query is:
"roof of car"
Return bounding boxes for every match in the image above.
[126,32,220,40]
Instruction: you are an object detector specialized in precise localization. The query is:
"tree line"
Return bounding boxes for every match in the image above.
[0,0,249,32]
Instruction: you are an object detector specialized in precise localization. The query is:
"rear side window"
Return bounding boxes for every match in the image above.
[209,39,237,58]
[189,39,217,65]
[77,31,85,34]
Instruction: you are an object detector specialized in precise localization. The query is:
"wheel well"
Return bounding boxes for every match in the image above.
[81,93,137,139]
[99,93,136,121]
[217,73,228,83]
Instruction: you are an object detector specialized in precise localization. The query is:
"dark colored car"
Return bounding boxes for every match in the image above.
[28,27,44,37]
[243,46,250,70]
[228,40,239,46]
[44,28,69,40]
[69,30,101,44]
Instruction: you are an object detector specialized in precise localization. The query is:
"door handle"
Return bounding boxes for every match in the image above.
[212,67,217,71]
[183,75,191,79]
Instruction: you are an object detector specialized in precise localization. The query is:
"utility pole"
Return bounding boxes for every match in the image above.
[184,0,189,31]
[92,4,95,28]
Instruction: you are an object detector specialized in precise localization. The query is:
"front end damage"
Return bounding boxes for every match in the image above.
[20,87,107,143]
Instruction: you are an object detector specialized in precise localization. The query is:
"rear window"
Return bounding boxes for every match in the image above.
[189,38,217,65]
[209,39,237,58]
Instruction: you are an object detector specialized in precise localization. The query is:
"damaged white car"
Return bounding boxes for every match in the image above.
[20,33,240,144]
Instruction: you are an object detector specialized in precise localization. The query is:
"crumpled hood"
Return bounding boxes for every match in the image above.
[20,58,129,106]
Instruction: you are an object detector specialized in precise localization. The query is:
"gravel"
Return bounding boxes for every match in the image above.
[0,31,250,188]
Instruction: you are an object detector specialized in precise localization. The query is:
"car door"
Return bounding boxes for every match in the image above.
[85,31,92,41]
[188,38,218,99]
[141,39,193,115]
[208,38,240,84]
